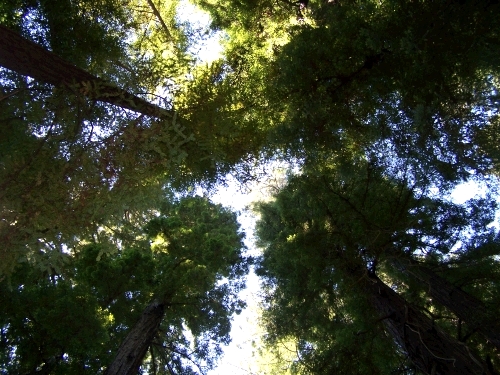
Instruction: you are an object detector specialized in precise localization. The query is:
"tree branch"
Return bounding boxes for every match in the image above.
[0,25,173,119]
[146,0,173,41]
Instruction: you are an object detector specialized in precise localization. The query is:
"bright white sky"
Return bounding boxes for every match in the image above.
[176,1,224,64]
[210,181,265,375]
[204,163,295,375]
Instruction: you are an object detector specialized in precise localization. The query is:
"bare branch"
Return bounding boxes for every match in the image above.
[0,88,23,101]
[146,0,173,41]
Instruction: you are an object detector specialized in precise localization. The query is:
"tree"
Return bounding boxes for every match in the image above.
[2,0,500,373]
[255,161,499,374]
[0,196,249,374]
[0,0,263,274]
[0,0,191,274]
[360,272,487,375]
[0,25,172,118]
[389,255,500,352]
[106,300,166,375]
[216,1,500,370]
[208,0,500,187]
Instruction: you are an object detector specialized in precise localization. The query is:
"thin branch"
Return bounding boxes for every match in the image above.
[322,176,382,231]
[167,344,204,372]
[405,323,456,365]
[146,0,172,41]
[420,306,455,322]
[0,88,23,101]
[166,360,175,375]
[457,318,462,342]
[460,328,478,343]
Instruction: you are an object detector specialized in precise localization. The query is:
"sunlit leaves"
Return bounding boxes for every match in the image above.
[1,196,249,373]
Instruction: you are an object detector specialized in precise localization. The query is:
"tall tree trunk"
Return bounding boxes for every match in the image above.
[391,257,500,351]
[0,25,172,118]
[106,300,165,375]
[361,273,488,375]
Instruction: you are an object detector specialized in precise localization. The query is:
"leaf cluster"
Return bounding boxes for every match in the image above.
[0,197,249,374]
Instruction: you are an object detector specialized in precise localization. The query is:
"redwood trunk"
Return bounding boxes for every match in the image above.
[362,274,486,375]
[0,25,172,118]
[391,257,500,351]
[106,300,165,375]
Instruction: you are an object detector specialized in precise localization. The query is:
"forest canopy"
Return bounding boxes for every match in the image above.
[0,0,499,374]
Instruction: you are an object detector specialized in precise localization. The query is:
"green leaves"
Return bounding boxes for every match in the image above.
[261,0,500,190]
[255,152,500,372]
[0,262,113,374]
[0,196,249,373]
[2,0,500,372]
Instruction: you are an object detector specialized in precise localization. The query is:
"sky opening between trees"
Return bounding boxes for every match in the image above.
[1,0,500,374]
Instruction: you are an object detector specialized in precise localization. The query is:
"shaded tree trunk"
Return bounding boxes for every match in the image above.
[361,273,487,375]
[106,300,165,375]
[0,25,172,118]
[391,257,500,351]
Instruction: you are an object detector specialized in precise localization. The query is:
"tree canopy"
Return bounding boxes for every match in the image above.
[255,161,500,374]
[1,0,500,374]
[1,196,248,374]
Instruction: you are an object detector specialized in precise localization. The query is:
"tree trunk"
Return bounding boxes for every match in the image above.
[0,25,172,118]
[391,257,500,351]
[106,300,165,375]
[361,273,487,375]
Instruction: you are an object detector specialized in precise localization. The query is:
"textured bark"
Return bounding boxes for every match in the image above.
[362,274,487,375]
[0,25,172,118]
[106,300,165,375]
[391,257,500,351]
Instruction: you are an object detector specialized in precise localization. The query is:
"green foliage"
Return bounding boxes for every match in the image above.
[1,0,129,71]
[255,166,398,373]
[255,157,499,373]
[2,0,500,372]
[0,0,216,272]
[263,0,500,187]
[0,262,113,374]
[0,196,249,374]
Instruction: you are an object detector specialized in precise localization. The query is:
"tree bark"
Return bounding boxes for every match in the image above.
[106,300,165,375]
[361,273,487,375]
[391,257,500,351]
[0,25,172,118]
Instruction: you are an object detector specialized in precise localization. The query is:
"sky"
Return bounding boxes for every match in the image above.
[204,176,497,375]
[207,174,277,375]
[176,1,225,64]
[175,4,268,373]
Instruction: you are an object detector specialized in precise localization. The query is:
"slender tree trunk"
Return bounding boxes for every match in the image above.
[106,300,165,375]
[391,257,500,351]
[361,273,487,375]
[0,25,172,118]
